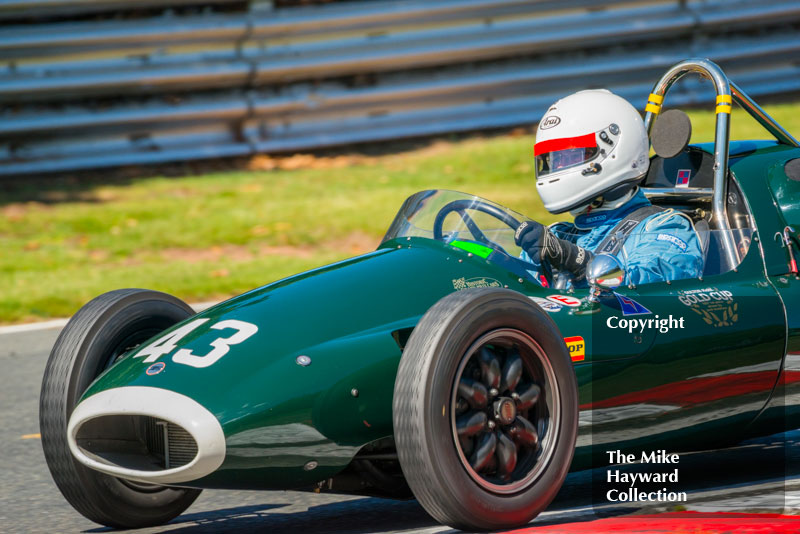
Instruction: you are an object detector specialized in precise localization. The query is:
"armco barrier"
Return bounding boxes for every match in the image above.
[1,0,799,176]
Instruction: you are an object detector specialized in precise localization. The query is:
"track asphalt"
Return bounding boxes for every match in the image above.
[2,326,798,533]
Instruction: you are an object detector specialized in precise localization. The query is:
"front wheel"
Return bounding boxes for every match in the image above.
[40,288,202,529]
[393,288,578,531]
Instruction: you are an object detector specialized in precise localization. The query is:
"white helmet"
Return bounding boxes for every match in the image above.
[534,89,650,214]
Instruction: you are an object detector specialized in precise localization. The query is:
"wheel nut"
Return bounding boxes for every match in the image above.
[489,388,499,397]
[487,420,496,430]
[511,392,520,400]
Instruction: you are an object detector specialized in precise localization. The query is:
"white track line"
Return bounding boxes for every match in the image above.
[0,300,220,336]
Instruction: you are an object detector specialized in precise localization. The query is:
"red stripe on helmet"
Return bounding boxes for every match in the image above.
[534,132,597,156]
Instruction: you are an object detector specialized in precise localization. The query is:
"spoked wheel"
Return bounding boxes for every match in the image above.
[393,288,578,531]
[452,329,557,494]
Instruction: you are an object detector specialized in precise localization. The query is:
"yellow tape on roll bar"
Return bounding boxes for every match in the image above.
[716,94,732,114]
[645,93,663,115]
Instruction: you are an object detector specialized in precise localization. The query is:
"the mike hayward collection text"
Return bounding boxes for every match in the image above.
[605,450,687,503]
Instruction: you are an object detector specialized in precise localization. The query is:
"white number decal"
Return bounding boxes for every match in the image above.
[172,320,258,368]
[135,319,209,363]
[132,318,257,368]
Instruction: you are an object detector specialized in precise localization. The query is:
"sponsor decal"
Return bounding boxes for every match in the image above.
[145,362,166,376]
[539,115,561,130]
[582,213,609,225]
[452,277,502,291]
[677,288,733,306]
[564,336,585,362]
[547,294,582,307]
[614,293,652,316]
[530,296,563,312]
[677,287,738,327]
[575,246,587,265]
[675,169,691,188]
[514,221,531,241]
[656,233,688,251]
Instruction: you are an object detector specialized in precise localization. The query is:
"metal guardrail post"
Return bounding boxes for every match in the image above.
[2,2,800,176]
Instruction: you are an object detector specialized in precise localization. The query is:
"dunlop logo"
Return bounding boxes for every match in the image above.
[564,336,585,362]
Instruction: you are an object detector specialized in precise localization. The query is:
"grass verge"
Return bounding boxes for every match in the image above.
[2,101,799,323]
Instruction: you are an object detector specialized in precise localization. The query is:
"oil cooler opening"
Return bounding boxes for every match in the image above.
[75,414,198,472]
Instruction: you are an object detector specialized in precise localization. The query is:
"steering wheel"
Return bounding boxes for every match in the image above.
[432,199,520,245]
[432,199,556,287]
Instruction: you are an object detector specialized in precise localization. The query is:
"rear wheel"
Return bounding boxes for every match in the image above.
[393,288,578,530]
[40,288,202,529]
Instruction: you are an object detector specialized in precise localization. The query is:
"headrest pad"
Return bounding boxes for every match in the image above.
[651,109,692,159]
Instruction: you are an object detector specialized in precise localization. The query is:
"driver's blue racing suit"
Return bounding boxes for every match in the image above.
[521,189,704,287]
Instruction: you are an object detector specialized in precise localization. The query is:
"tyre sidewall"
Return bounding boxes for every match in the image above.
[398,289,578,530]
[40,289,201,528]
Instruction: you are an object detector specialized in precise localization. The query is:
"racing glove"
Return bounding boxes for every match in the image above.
[515,221,593,279]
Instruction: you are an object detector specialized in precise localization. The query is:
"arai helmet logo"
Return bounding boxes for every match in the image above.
[539,116,561,130]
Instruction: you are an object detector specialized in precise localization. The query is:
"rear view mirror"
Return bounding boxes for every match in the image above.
[587,254,624,300]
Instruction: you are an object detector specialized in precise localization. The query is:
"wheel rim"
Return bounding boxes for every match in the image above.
[450,328,560,494]
[101,326,163,371]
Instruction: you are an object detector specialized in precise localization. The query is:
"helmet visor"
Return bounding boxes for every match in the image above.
[534,132,599,177]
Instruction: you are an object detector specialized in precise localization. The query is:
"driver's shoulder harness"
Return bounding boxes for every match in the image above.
[593,205,665,257]
[546,205,664,282]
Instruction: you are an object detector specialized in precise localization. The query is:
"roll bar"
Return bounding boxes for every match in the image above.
[642,58,799,268]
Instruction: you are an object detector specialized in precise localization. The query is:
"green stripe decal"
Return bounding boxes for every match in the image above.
[451,240,493,259]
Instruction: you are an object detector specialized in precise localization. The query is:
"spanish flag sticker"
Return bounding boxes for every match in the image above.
[564,336,585,362]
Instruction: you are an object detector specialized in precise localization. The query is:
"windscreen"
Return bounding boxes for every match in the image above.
[382,190,531,259]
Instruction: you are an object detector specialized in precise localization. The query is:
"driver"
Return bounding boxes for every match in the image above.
[516,89,704,287]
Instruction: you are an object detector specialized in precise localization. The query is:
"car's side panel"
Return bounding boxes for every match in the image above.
[567,240,785,467]
[74,160,795,490]
[724,143,800,435]
[80,240,536,489]
[767,156,800,231]
[748,276,800,435]
[731,143,800,276]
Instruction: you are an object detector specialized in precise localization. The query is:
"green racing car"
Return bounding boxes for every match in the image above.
[40,58,800,531]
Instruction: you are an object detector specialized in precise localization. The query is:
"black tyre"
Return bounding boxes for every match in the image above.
[393,288,578,531]
[40,288,202,529]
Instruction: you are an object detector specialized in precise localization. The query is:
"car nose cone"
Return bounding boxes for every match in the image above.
[67,386,225,485]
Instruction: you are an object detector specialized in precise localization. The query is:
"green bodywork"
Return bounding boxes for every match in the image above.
[81,141,800,491]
